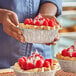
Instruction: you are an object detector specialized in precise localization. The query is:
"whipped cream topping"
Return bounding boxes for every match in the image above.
[69,47,74,56]
[27,50,44,66]
[33,50,39,55]
[33,19,36,24]
[68,42,76,56]
[34,17,45,25]
[40,19,45,24]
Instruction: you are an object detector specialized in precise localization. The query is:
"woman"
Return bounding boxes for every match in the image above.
[0,0,62,68]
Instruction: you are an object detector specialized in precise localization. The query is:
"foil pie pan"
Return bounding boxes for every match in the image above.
[20,28,58,43]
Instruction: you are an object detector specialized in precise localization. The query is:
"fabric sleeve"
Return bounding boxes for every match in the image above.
[40,0,62,17]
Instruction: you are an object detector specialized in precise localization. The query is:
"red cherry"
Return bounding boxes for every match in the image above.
[18,58,24,66]
[29,18,33,22]
[51,18,56,25]
[22,57,27,62]
[29,18,34,25]
[18,57,27,70]
[43,61,50,68]
[40,56,44,60]
[18,58,22,66]
[45,59,53,66]
[34,17,38,21]
[43,20,48,26]
[35,60,43,68]
[35,21,41,26]
[35,54,40,57]
[34,14,43,20]
[45,59,49,61]
[32,52,35,55]
[21,61,27,70]
[28,56,32,60]
[39,18,44,20]
[45,18,50,22]
[53,22,56,25]
[51,18,55,22]
[24,19,30,24]
[26,63,34,70]
[20,63,24,69]
[61,49,70,57]
[48,59,53,66]
[71,45,75,51]
[18,57,27,69]
[72,52,76,57]
[67,48,70,51]
[48,20,54,27]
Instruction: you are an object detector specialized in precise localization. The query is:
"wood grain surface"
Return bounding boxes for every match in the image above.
[0,69,76,76]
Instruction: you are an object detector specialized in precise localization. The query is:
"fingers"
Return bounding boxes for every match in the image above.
[45,41,56,46]
[4,28,25,43]
[0,9,25,43]
[3,18,25,43]
[9,12,19,25]
[45,15,60,25]
[45,33,59,46]
[51,16,60,25]
[0,9,19,25]
[6,18,22,35]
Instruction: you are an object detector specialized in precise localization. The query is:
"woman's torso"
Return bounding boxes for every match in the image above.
[0,0,53,68]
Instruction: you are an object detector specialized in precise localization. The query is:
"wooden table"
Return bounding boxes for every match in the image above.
[55,70,76,76]
[0,69,15,76]
[0,69,76,76]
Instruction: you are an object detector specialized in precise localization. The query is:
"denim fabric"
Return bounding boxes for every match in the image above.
[0,0,62,68]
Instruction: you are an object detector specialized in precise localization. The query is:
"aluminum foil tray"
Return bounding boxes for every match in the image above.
[20,28,58,43]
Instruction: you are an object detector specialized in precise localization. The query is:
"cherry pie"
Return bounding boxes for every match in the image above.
[14,50,58,72]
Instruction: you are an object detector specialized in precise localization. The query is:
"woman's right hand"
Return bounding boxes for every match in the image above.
[0,9,25,43]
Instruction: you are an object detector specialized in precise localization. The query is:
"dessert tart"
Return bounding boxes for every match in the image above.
[56,42,76,60]
[19,14,60,30]
[14,50,59,72]
[56,42,76,73]
[18,14,61,43]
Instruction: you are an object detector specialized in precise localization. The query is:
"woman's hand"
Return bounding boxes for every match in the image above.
[45,34,59,45]
[39,15,60,46]
[44,16,60,45]
[0,9,25,43]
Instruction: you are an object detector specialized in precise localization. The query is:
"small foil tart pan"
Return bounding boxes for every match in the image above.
[19,28,58,43]
[13,65,60,76]
[57,58,76,73]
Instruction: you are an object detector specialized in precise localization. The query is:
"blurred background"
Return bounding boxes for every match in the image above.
[53,0,76,57]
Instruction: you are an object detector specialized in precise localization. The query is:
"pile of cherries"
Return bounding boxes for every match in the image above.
[61,44,76,57]
[18,51,53,70]
[24,14,56,27]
